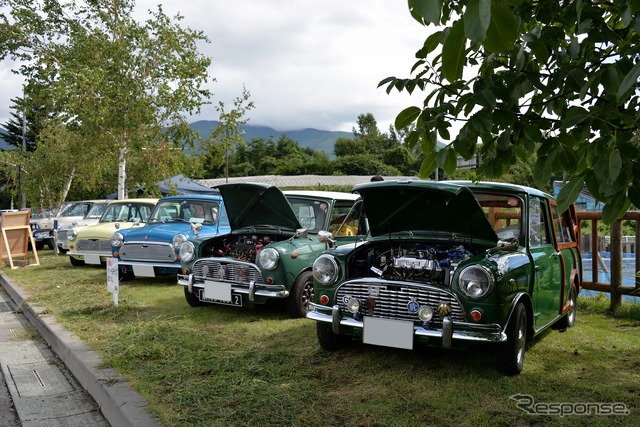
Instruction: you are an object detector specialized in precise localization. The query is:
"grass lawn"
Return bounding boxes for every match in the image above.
[2,251,639,426]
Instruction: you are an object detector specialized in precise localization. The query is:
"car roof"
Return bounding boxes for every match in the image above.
[157,194,222,202]
[106,198,159,205]
[283,190,360,201]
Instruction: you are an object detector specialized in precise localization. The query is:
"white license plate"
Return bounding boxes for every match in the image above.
[363,317,414,350]
[132,264,156,277]
[202,280,241,306]
[84,254,101,265]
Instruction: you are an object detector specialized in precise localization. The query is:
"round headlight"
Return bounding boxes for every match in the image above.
[172,233,188,250]
[258,247,279,270]
[458,265,494,299]
[313,254,339,285]
[346,297,360,314]
[110,232,124,248]
[418,305,434,322]
[179,241,196,263]
[67,228,78,241]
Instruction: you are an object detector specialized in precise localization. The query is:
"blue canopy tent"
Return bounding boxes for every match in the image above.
[107,174,218,199]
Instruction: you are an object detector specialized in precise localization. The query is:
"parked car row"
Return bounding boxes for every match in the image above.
[38,179,583,375]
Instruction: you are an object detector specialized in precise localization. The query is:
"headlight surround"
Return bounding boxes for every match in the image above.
[313,254,339,285]
[110,232,124,248]
[179,241,196,263]
[458,265,494,299]
[172,234,188,250]
[67,228,78,241]
[258,247,279,270]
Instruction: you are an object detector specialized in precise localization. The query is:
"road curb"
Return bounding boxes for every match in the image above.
[0,272,162,427]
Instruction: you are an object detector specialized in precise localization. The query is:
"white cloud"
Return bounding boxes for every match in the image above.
[1,0,428,132]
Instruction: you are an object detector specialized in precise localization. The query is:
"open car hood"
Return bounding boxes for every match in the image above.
[216,183,301,231]
[355,181,498,243]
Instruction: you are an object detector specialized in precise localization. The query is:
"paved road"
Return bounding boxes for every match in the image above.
[0,287,109,427]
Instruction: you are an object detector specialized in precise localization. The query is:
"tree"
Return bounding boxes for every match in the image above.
[380,0,640,223]
[1,0,212,201]
[202,87,255,182]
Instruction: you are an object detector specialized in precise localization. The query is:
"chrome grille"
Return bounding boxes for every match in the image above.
[335,279,466,322]
[77,239,111,252]
[56,230,68,242]
[193,259,264,285]
[120,242,176,262]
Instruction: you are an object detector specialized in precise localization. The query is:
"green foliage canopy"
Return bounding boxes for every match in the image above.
[381,0,640,223]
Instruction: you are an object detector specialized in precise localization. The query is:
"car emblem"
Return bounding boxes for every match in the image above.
[217,265,226,280]
[407,299,420,314]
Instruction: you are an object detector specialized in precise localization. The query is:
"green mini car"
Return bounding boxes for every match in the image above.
[307,180,582,375]
[178,183,361,318]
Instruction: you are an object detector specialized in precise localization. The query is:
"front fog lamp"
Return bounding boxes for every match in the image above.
[418,305,434,322]
[459,265,494,299]
[172,234,188,250]
[110,232,124,248]
[179,241,196,263]
[258,247,279,270]
[313,255,339,285]
[346,297,360,314]
[67,228,78,241]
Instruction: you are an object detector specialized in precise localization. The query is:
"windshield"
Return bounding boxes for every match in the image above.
[100,202,154,223]
[85,203,107,219]
[148,199,219,225]
[472,192,523,241]
[286,197,329,233]
[61,202,93,217]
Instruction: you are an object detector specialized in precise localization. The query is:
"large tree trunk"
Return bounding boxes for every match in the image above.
[117,141,127,200]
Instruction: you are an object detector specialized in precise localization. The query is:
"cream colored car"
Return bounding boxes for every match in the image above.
[66,198,158,266]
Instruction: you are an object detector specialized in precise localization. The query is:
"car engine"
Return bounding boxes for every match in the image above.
[351,242,478,285]
[201,234,289,262]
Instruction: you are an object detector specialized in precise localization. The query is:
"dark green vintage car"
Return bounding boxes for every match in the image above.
[307,180,582,375]
[178,183,360,318]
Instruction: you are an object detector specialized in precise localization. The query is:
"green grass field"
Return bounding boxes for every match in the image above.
[2,251,639,426]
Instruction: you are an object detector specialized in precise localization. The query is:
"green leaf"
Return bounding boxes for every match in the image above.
[409,0,442,25]
[556,179,585,213]
[617,61,640,102]
[442,147,458,175]
[629,185,640,208]
[602,193,631,225]
[464,0,491,41]
[563,106,589,128]
[442,20,466,82]
[608,149,622,181]
[419,150,438,178]
[484,3,518,53]
[395,106,421,130]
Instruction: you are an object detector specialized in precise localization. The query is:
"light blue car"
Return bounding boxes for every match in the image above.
[110,194,230,280]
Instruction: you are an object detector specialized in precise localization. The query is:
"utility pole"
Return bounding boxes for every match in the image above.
[18,86,27,209]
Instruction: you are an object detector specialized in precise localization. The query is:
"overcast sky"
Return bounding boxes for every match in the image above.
[0,0,429,132]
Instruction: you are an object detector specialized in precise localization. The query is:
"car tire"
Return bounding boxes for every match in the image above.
[557,285,577,329]
[496,301,527,376]
[69,256,85,267]
[184,287,205,307]
[35,241,44,251]
[46,239,55,250]
[317,322,348,351]
[285,271,314,318]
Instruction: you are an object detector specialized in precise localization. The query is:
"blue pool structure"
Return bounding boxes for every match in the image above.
[581,252,639,303]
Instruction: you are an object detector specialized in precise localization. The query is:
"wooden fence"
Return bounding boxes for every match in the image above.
[577,210,640,305]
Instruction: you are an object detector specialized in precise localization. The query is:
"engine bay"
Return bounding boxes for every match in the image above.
[349,241,483,285]
[201,233,291,262]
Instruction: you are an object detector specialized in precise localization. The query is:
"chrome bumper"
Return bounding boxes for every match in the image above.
[307,303,507,347]
[177,273,289,302]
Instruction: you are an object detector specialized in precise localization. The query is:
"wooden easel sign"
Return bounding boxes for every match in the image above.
[1,210,40,268]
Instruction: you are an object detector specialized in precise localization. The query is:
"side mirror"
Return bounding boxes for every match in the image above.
[317,230,335,247]
[496,237,519,251]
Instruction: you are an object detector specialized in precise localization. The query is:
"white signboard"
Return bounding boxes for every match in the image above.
[106,257,119,305]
